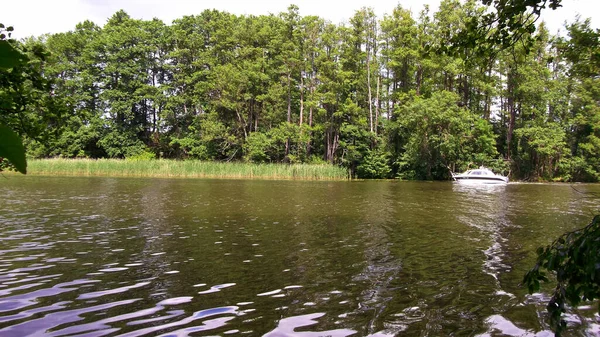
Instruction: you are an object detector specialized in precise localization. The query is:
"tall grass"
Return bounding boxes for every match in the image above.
[23,159,349,180]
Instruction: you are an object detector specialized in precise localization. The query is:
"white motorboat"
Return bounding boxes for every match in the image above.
[451,166,508,185]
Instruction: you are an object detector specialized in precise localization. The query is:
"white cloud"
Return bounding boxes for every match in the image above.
[2,0,598,39]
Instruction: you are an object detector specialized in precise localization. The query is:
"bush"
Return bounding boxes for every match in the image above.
[97,130,148,159]
[356,149,391,179]
[170,137,209,160]
[558,156,599,182]
[126,150,156,161]
[243,132,271,163]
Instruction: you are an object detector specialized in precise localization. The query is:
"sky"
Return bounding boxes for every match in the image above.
[2,0,599,39]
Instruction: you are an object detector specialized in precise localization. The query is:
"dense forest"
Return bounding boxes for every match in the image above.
[1,0,599,180]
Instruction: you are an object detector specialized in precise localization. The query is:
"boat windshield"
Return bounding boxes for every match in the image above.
[468,169,494,176]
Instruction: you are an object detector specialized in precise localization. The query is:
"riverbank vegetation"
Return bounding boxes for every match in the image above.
[20,158,348,180]
[1,1,599,181]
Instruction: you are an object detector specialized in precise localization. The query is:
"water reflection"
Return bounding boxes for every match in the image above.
[350,182,402,336]
[0,177,599,336]
[264,313,356,337]
[475,314,554,337]
[453,182,513,282]
[452,183,533,335]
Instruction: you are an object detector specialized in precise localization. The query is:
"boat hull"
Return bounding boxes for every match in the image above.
[454,177,508,185]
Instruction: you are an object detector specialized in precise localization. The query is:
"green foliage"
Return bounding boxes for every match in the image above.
[2,7,598,184]
[0,23,25,69]
[558,156,598,182]
[356,148,391,179]
[514,124,567,180]
[0,24,28,174]
[0,124,26,173]
[0,40,26,69]
[97,129,149,158]
[170,136,209,160]
[452,0,562,57]
[126,150,156,161]
[523,215,600,336]
[25,158,348,180]
[393,91,498,180]
[244,132,271,163]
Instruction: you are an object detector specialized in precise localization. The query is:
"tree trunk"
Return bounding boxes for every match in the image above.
[307,85,314,157]
[249,100,254,132]
[236,108,248,140]
[462,75,469,107]
[367,36,373,133]
[299,73,304,127]
[507,94,515,160]
[416,64,423,96]
[286,72,292,157]
[327,130,339,164]
[255,111,258,131]
[391,81,397,120]
[375,74,380,134]
[152,107,157,134]
[483,67,492,120]
[386,53,391,117]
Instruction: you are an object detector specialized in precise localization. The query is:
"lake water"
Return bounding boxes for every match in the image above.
[0,177,599,336]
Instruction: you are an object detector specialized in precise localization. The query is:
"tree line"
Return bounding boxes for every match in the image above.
[1,0,599,180]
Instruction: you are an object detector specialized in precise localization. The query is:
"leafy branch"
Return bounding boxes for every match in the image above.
[0,23,28,174]
[523,215,600,336]
[449,0,562,59]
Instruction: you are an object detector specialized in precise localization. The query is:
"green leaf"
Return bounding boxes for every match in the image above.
[0,40,26,69]
[0,124,27,174]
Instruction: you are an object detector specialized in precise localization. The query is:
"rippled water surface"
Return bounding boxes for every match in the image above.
[1,177,599,336]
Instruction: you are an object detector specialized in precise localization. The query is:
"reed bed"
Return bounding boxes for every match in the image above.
[24,158,349,181]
